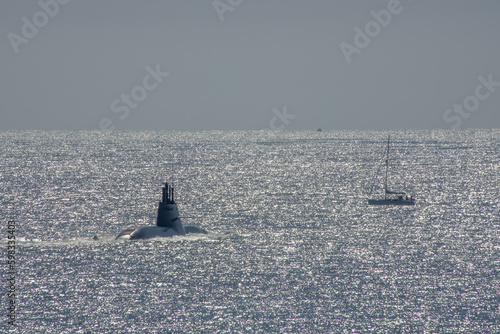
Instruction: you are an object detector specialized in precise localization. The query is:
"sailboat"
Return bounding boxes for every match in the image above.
[367,135,415,206]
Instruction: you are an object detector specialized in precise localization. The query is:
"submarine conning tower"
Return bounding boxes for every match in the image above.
[156,182,184,234]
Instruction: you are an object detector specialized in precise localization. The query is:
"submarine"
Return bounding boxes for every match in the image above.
[116,181,207,240]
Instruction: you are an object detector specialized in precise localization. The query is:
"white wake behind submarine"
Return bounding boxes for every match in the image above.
[116,181,207,240]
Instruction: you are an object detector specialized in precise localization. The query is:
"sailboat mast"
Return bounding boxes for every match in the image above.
[384,135,390,199]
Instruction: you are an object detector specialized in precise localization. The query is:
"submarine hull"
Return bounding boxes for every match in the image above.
[116,225,207,240]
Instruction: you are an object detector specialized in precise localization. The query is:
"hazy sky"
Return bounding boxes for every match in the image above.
[1,0,499,130]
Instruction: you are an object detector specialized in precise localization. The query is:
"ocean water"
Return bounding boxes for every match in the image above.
[1,130,499,333]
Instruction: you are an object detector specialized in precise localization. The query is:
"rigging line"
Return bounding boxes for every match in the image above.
[368,156,385,196]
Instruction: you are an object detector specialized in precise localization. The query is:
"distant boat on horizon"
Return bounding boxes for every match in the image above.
[367,135,415,206]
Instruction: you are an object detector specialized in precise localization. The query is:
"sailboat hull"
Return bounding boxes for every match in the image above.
[368,198,415,206]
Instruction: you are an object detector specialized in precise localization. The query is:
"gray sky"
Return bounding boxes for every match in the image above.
[1,0,499,130]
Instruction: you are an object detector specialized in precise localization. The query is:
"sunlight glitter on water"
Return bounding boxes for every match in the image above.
[1,130,499,332]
